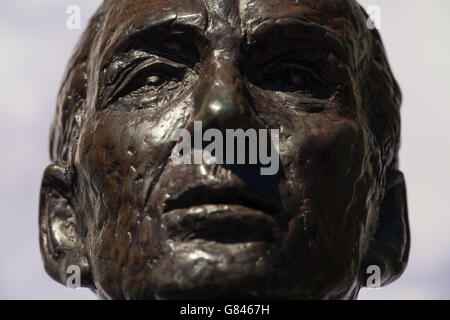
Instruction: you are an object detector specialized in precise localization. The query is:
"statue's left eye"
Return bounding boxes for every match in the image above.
[261,62,329,96]
[275,67,311,90]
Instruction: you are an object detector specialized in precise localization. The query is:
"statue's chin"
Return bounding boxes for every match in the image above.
[96,247,359,300]
[108,240,320,300]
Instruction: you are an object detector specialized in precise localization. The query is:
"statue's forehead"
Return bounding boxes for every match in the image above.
[102,0,355,36]
[239,0,355,25]
[106,0,206,25]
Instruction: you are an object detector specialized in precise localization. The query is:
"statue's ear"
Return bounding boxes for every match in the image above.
[39,164,93,288]
[363,169,410,287]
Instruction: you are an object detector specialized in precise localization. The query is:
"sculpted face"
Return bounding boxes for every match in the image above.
[40,0,410,299]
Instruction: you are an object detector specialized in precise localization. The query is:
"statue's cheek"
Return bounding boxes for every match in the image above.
[77,111,182,215]
[297,117,364,183]
[323,120,364,181]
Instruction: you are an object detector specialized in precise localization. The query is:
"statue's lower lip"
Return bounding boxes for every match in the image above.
[162,204,282,244]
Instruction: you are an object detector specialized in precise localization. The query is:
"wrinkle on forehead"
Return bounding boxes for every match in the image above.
[240,0,361,32]
[97,0,363,48]
[202,0,240,24]
[100,0,206,41]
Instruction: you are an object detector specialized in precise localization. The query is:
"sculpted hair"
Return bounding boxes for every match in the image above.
[49,3,109,167]
[354,5,402,174]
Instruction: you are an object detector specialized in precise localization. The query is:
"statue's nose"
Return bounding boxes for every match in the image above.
[189,58,266,133]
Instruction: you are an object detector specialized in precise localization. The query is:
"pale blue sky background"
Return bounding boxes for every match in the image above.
[0,0,449,299]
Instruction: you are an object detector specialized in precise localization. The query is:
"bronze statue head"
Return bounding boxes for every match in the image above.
[39,0,409,299]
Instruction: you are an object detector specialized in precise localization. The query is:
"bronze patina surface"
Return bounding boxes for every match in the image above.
[39,0,409,299]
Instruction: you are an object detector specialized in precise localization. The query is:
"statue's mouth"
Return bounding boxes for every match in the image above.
[161,187,284,244]
[162,185,281,214]
[163,204,282,244]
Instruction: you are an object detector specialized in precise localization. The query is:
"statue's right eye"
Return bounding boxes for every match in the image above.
[101,57,188,110]
[113,62,185,98]
[99,34,200,111]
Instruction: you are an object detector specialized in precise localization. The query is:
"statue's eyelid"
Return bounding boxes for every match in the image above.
[100,56,186,108]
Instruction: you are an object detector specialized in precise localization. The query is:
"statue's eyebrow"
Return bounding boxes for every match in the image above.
[101,12,207,66]
[245,18,348,64]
